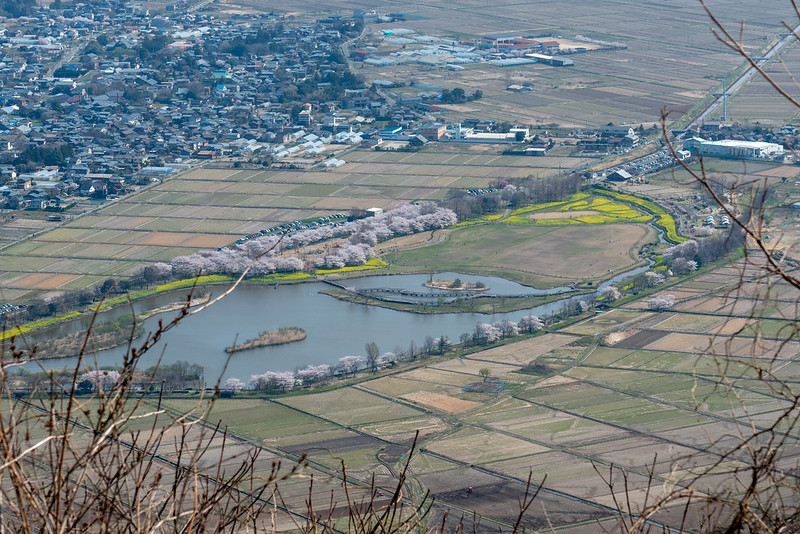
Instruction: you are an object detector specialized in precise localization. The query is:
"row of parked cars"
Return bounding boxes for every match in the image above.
[0,302,24,317]
[231,213,351,247]
[610,149,679,178]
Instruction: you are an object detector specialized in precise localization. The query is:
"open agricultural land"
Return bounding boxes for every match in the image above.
[0,146,595,304]
[158,254,800,532]
[245,0,797,128]
[0,212,60,250]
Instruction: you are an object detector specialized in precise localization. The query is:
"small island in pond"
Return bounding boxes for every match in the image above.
[423,278,489,291]
[225,327,306,353]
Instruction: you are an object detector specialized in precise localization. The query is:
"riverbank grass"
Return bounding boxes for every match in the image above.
[316,258,388,275]
[1,311,82,340]
[320,286,584,315]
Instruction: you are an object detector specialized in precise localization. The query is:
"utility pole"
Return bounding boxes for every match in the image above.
[712,78,730,121]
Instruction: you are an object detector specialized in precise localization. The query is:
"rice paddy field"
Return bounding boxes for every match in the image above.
[0,148,594,304]
[157,255,800,531]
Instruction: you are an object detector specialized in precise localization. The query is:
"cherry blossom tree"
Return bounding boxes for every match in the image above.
[472,323,500,345]
[337,356,365,376]
[670,257,698,275]
[645,271,666,287]
[158,202,458,278]
[223,377,245,392]
[251,255,304,276]
[78,370,121,392]
[142,262,172,283]
[494,320,519,338]
[662,240,699,274]
[599,286,621,302]
[296,364,332,384]
[662,239,698,260]
[377,352,399,367]
[316,243,374,269]
[249,371,295,392]
[244,236,281,258]
[693,226,715,237]
[648,294,675,310]
[518,314,544,333]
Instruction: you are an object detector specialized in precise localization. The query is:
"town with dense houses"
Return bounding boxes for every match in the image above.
[0,1,796,216]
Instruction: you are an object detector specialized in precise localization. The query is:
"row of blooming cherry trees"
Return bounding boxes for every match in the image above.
[469,315,545,345]
[230,314,547,393]
[141,202,458,281]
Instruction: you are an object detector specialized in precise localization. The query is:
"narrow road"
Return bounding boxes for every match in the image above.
[188,0,214,12]
[341,23,398,106]
[48,33,90,77]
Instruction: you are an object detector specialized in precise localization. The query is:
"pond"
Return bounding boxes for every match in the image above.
[29,270,641,382]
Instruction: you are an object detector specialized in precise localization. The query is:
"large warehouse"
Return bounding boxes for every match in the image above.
[684,138,784,160]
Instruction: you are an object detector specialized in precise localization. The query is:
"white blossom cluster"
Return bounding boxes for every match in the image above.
[225,314,545,392]
[315,203,457,268]
[599,286,621,302]
[248,371,295,392]
[693,226,715,237]
[223,377,245,392]
[170,248,304,278]
[378,352,399,366]
[242,355,398,391]
[645,271,666,286]
[648,294,676,310]
[472,323,501,344]
[473,315,544,344]
[78,370,121,392]
[296,364,333,383]
[336,355,365,375]
[518,314,545,333]
[245,359,366,392]
[663,240,699,275]
[315,243,374,269]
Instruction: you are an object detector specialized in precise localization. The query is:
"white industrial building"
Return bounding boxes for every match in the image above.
[442,124,526,144]
[685,138,784,160]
